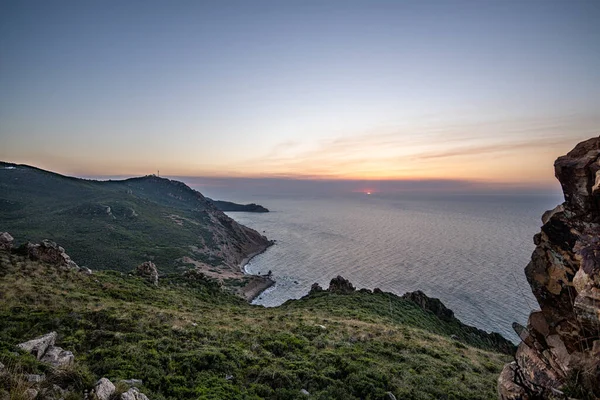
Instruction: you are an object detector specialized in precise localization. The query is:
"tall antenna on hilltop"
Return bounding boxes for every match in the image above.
[157,170,160,177]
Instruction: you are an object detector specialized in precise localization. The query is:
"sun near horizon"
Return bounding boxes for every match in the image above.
[1,1,599,192]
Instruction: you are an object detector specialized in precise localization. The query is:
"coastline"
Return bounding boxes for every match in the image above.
[239,241,275,302]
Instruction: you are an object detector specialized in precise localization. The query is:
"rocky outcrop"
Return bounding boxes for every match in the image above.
[93,377,116,400]
[26,239,79,269]
[121,387,150,400]
[402,290,454,322]
[17,332,74,368]
[327,275,356,294]
[136,261,159,286]
[0,232,13,251]
[22,239,94,275]
[40,345,75,368]
[91,377,150,400]
[498,137,600,399]
[17,332,57,359]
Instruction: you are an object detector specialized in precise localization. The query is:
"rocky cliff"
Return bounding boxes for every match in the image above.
[498,137,600,399]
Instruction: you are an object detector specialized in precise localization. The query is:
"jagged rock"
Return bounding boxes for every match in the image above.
[327,275,355,294]
[402,290,454,321]
[94,378,116,400]
[499,136,600,398]
[17,332,57,359]
[309,282,323,293]
[497,362,527,400]
[300,388,310,396]
[26,240,79,270]
[0,232,14,251]
[40,345,74,367]
[120,387,149,400]
[136,261,159,286]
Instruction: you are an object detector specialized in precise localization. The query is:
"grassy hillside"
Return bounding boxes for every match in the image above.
[0,250,510,400]
[0,162,270,274]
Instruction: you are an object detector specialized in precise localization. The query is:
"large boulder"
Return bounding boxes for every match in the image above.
[93,378,116,400]
[120,387,150,400]
[136,261,159,286]
[17,332,57,360]
[0,232,13,251]
[26,240,79,270]
[498,136,600,398]
[40,345,74,368]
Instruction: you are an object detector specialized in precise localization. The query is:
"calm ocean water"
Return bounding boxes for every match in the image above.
[217,191,560,342]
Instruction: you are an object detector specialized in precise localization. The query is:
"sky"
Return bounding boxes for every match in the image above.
[1,0,599,191]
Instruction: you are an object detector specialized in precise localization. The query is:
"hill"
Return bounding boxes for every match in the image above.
[208,199,269,213]
[0,247,511,400]
[0,162,272,297]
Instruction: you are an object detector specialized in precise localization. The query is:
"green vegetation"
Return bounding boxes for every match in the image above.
[0,162,269,273]
[0,251,510,399]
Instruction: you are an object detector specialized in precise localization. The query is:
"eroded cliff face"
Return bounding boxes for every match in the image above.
[498,137,600,399]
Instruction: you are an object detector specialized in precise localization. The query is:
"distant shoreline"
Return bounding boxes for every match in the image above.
[239,241,275,302]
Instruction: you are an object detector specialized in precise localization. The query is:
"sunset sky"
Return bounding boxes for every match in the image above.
[1,0,599,189]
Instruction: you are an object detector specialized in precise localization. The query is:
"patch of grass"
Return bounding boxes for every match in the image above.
[0,253,510,399]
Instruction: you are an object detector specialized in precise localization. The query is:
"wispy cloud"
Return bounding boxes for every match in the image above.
[232,113,599,183]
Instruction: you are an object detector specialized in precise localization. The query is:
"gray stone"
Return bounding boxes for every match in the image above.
[0,232,14,251]
[120,387,149,400]
[40,346,74,368]
[17,332,57,359]
[300,388,310,396]
[385,392,397,400]
[94,377,116,400]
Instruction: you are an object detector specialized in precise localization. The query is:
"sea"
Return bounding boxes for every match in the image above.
[193,185,562,343]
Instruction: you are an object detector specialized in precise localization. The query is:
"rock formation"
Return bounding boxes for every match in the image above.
[120,387,150,400]
[498,137,600,399]
[17,331,58,360]
[402,290,455,322]
[327,275,356,294]
[17,331,74,368]
[0,232,13,251]
[136,261,159,286]
[92,377,150,400]
[24,239,79,269]
[94,377,116,400]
